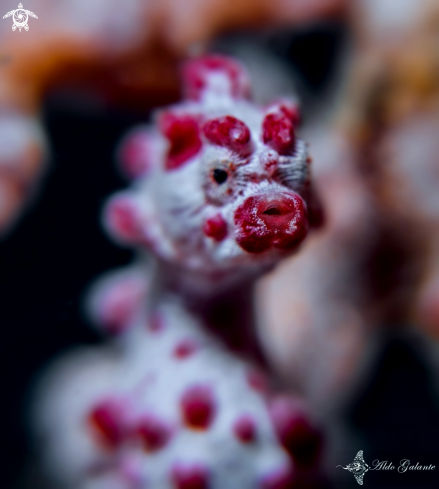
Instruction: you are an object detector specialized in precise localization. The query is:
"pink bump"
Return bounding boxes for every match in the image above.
[136,414,171,452]
[265,100,300,128]
[269,397,322,467]
[98,278,145,334]
[203,116,252,156]
[262,112,295,156]
[88,399,127,448]
[182,54,251,101]
[159,112,202,171]
[233,415,256,443]
[148,312,165,333]
[105,196,142,243]
[180,385,216,430]
[247,370,268,393]
[171,463,210,489]
[260,465,294,489]
[278,101,300,128]
[261,151,279,175]
[119,129,154,179]
[203,214,228,241]
[173,340,198,359]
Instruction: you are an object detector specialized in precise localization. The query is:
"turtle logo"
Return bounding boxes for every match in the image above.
[337,450,370,485]
[3,3,38,32]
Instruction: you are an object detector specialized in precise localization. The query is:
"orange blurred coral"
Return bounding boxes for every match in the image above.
[0,0,346,235]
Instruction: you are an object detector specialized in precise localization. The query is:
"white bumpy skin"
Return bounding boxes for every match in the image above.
[33,54,325,489]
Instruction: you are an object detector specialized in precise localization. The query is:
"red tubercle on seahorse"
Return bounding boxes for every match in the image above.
[203,116,253,156]
[173,340,199,359]
[262,111,296,156]
[171,462,210,489]
[93,275,146,335]
[118,129,155,180]
[247,369,269,393]
[180,385,216,430]
[135,414,173,452]
[159,112,203,171]
[233,414,257,443]
[203,214,228,241]
[88,398,130,449]
[182,54,251,101]
[260,150,280,176]
[275,100,301,128]
[268,396,322,468]
[104,195,144,243]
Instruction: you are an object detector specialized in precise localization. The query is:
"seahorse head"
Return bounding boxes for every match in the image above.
[104,55,322,291]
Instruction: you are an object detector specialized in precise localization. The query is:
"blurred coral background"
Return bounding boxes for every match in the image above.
[2,0,439,487]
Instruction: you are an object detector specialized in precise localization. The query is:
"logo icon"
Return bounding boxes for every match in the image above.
[337,450,370,485]
[3,3,38,32]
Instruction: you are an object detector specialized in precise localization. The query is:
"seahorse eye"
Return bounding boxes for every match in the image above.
[212,169,228,184]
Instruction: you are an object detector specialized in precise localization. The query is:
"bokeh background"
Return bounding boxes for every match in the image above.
[2,0,439,487]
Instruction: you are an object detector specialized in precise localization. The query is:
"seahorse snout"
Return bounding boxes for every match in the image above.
[234,191,308,253]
